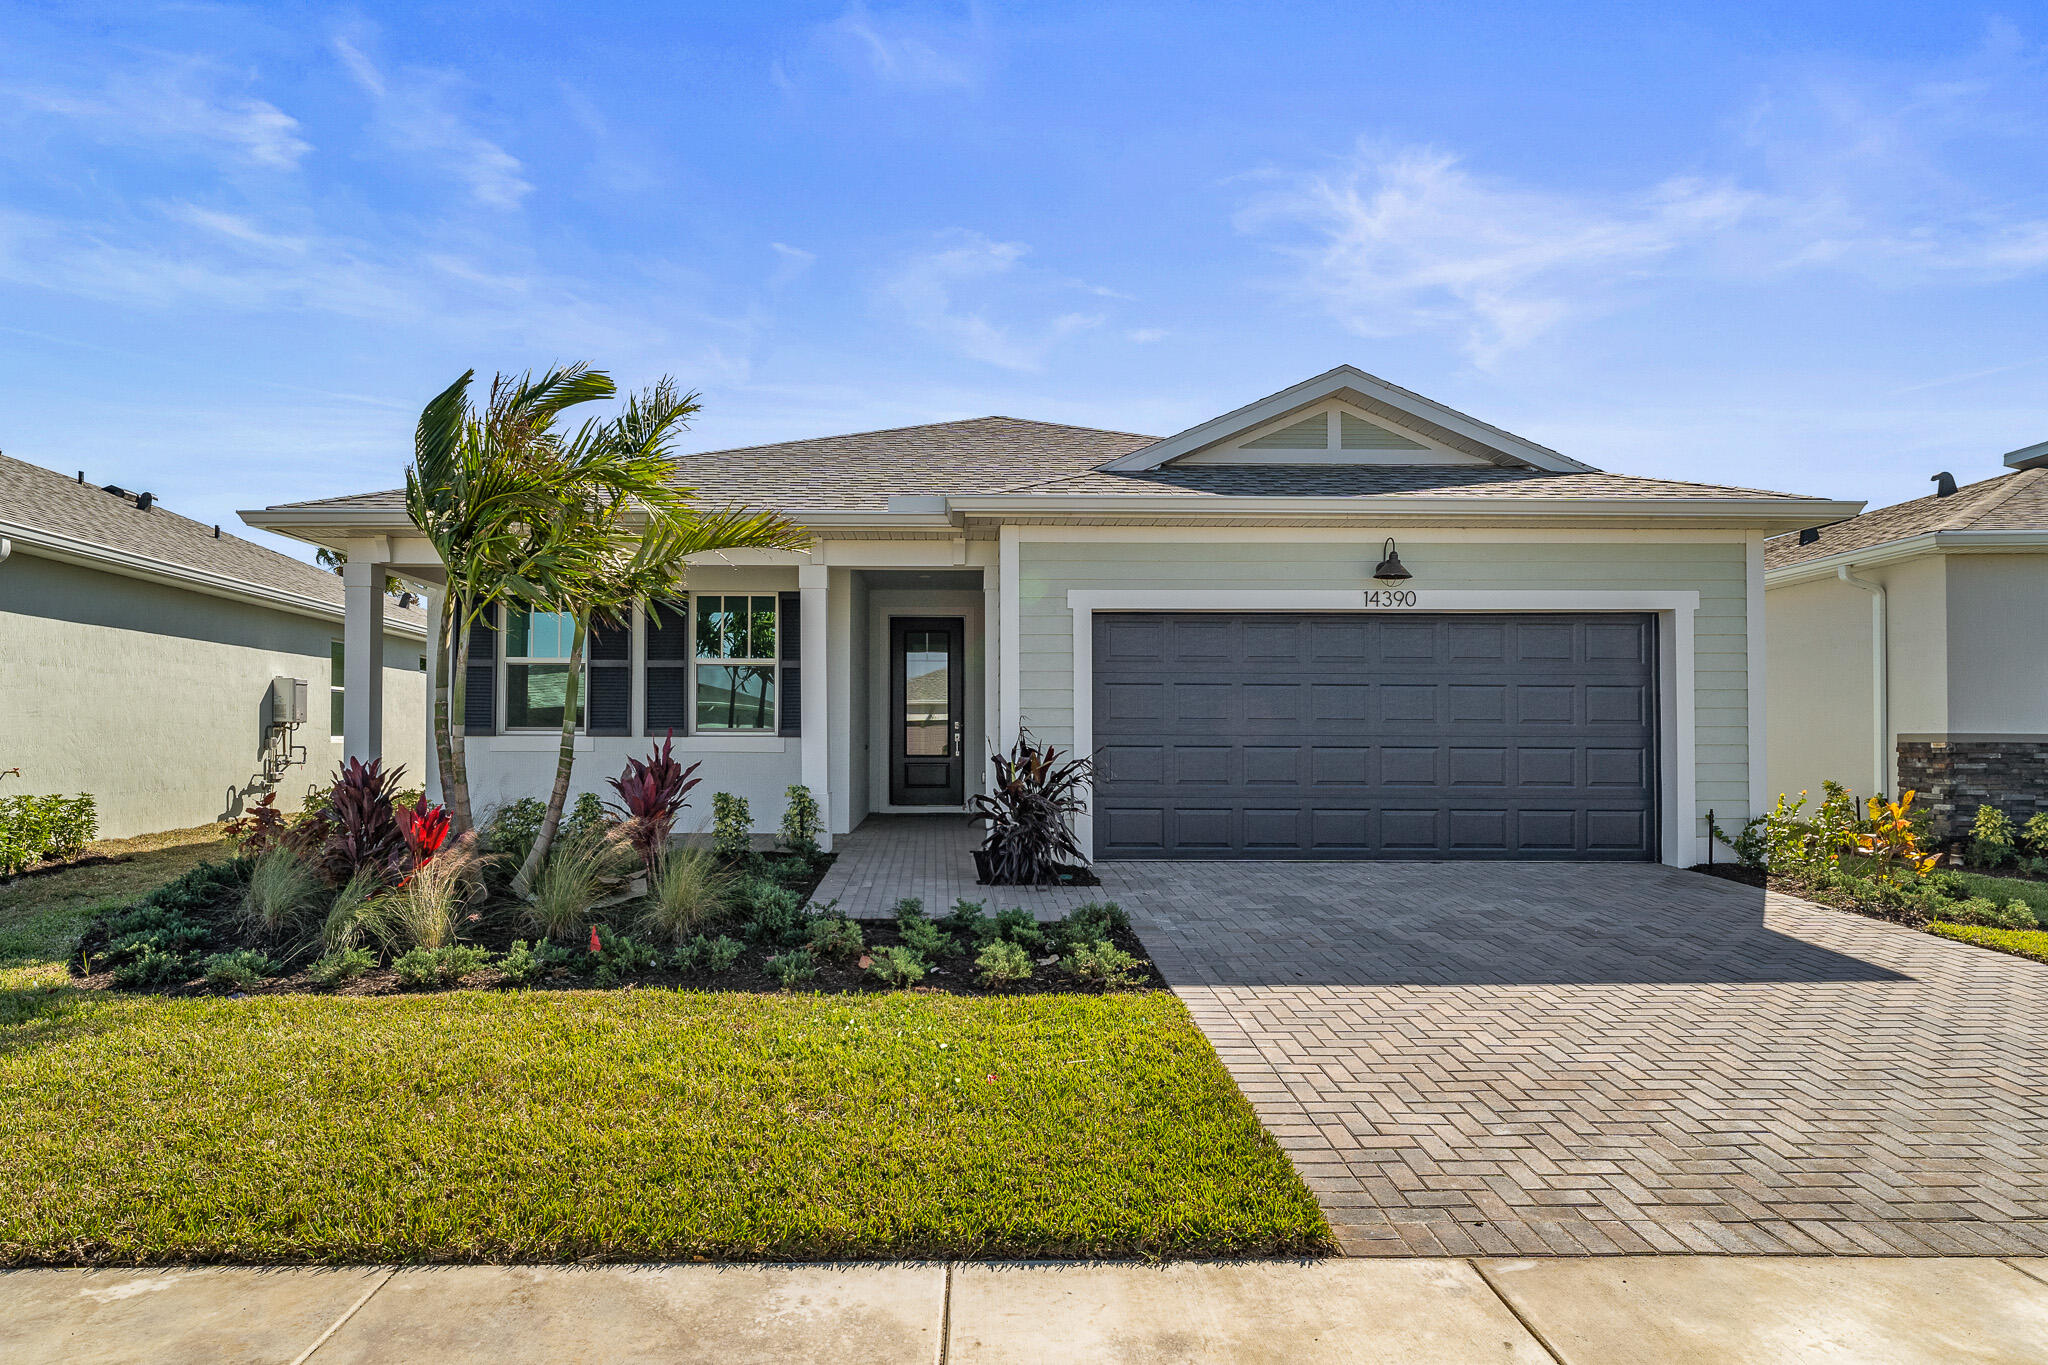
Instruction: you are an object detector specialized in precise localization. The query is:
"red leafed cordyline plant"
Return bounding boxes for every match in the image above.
[398,802,451,867]
[320,758,409,883]
[607,732,701,871]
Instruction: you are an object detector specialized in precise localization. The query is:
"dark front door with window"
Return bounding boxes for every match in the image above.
[1091,611,1658,860]
[890,617,965,806]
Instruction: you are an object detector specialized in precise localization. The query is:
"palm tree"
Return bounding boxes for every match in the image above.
[406,366,618,835]
[507,380,810,893]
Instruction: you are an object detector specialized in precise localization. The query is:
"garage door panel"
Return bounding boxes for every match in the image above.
[1093,612,1657,861]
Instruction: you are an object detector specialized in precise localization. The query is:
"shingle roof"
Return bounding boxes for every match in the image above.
[261,415,1824,520]
[1764,467,2048,570]
[1,452,424,626]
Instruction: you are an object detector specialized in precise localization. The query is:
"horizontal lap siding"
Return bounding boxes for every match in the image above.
[1017,539,1753,825]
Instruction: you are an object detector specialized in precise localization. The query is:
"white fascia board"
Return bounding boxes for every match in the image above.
[1096,365,1595,474]
[945,492,1864,530]
[2003,439,2048,470]
[1764,529,2048,588]
[0,519,429,639]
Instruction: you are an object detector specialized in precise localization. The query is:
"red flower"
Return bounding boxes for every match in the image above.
[590,926,602,954]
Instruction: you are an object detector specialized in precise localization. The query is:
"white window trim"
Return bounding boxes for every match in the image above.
[499,608,587,735]
[689,592,783,736]
[1064,588,1701,868]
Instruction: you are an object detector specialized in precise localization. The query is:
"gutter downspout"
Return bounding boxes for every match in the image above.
[1837,564,1889,798]
[0,536,11,564]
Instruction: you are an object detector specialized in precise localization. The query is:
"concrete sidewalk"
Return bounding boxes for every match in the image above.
[5,1257,2048,1364]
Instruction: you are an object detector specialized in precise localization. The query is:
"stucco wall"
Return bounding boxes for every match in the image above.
[1945,554,2048,733]
[1765,574,1880,803]
[0,550,427,837]
[1016,536,1754,828]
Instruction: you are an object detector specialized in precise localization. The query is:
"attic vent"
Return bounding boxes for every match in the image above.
[1243,415,1326,450]
[101,484,128,497]
[1798,527,1821,545]
[1932,471,1957,498]
[1340,412,1428,451]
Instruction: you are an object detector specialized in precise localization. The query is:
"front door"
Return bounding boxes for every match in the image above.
[890,616,966,806]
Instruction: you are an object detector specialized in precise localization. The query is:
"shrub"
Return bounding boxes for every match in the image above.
[480,798,547,866]
[866,945,926,987]
[240,845,325,942]
[201,949,277,990]
[764,949,817,987]
[975,939,1033,986]
[497,938,573,987]
[308,946,376,986]
[1064,939,1144,988]
[969,729,1092,885]
[806,916,864,960]
[319,757,409,883]
[524,825,633,941]
[638,846,735,945]
[1058,902,1131,951]
[1971,805,2019,868]
[898,917,955,959]
[991,907,1047,951]
[1935,897,2039,931]
[608,734,701,870]
[735,878,810,946]
[398,802,451,866]
[393,943,494,989]
[1925,871,1972,902]
[892,897,926,924]
[2026,812,2048,858]
[0,792,98,875]
[321,869,382,953]
[674,934,745,973]
[938,898,993,942]
[579,926,662,984]
[365,837,485,951]
[111,944,194,988]
[780,784,823,859]
[712,792,752,861]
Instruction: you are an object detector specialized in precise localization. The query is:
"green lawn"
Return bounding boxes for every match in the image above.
[0,826,1329,1266]
[1927,921,2048,965]
[1949,870,2048,921]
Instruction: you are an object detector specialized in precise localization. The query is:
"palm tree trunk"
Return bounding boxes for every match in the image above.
[511,614,586,896]
[430,590,464,832]
[443,594,477,836]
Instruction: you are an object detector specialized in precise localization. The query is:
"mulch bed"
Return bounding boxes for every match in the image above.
[1689,861,1924,926]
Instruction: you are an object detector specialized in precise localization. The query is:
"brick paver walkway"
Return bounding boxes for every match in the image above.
[1110,861,2048,1258]
[813,816,1110,919]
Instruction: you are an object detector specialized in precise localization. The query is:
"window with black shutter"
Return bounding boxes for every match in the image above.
[586,616,631,736]
[462,605,498,736]
[644,599,690,734]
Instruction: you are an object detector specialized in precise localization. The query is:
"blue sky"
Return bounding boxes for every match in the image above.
[4,2,2046,557]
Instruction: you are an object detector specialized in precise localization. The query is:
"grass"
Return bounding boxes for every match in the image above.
[1926,921,2048,964]
[0,824,231,989]
[1948,870,2048,921]
[0,988,1331,1265]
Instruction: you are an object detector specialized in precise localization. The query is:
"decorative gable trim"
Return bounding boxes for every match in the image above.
[1173,398,1496,467]
[1097,365,1594,474]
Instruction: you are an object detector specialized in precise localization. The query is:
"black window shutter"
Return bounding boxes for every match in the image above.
[644,599,690,734]
[463,606,497,736]
[778,590,802,738]
[586,617,631,736]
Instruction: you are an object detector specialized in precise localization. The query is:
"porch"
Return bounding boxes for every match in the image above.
[810,815,1115,919]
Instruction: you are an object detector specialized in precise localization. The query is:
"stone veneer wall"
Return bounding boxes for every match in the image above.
[1896,738,2048,841]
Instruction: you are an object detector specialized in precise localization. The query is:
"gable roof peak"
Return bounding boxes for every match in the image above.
[1093,365,1595,475]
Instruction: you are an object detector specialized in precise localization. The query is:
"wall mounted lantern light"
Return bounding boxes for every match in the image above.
[1372,538,1412,583]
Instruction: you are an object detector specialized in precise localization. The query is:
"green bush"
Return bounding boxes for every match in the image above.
[561,791,613,845]
[673,934,745,973]
[2025,812,2048,858]
[574,926,661,985]
[480,797,547,866]
[866,945,926,987]
[497,938,573,986]
[1970,805,2018,868]
[712,793,752,862]
[201,949,277,990]
[764,950,817,987]
[0,792,98,875]
[639,847,736,945]
[110,944,194,988]
[308,946,376,986]
[938,898,994,942]
[393,944,494,989]
[975,939,1033,986]
[898,917,955,959]
[1934,897,2039,931]
[891,896,926,924]
[1064,939,1144,988]
[735,879,810,946]
[805,916,864,960]
[1057,902,1131,951]
[991,907,1047,951]
[780,784,823,859]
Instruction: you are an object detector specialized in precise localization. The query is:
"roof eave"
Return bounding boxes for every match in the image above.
[946,492,1862,530]
[0,519,427,637]
[1096,365,1596,475]
[1765,528,2048,587]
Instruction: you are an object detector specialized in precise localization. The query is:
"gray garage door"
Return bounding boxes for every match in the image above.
[1091,612,1658,860]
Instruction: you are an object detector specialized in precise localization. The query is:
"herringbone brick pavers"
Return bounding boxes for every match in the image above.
[1099,860,2048,1257]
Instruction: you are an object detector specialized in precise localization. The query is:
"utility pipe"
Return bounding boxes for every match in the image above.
[0,536,11,564]
[1837,563,1889,798]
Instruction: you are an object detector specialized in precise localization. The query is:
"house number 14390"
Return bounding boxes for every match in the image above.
[1362,589,1418,607]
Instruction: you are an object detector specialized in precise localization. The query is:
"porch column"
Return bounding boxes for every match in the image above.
[983,569,1000,782]
[798,564,833,852]
[422,582,445,803]
[997,524,1020,750]
[341,554,387,765]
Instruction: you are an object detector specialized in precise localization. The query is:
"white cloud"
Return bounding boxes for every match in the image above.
[879,232,1104,370]
[1,59,310,168]
[332,31,532,210]
[1127,328,1166,343]
[819,3,985,88]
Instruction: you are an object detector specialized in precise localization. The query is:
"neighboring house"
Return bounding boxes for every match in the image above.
[242,366,1855,866]
[0,452,430,838]
[1765,442,2048,838]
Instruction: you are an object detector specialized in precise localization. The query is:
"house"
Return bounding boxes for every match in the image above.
[241,366,1857,866]
[0,452,430,837]
[1764,442,2048,838]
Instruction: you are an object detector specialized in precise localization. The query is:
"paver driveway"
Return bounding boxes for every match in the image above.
[1102,861,2048,1258]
